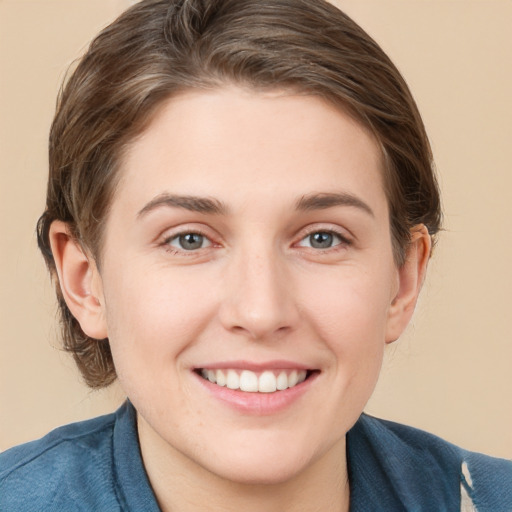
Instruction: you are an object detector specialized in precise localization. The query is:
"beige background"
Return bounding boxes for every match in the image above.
[1,0,511,457]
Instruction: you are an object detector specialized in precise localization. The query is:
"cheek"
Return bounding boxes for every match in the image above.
[297,264,393,393]
[300,265,394,344]
[101,266,218,380]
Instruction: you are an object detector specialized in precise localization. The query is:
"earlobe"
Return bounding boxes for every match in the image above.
[49,221,108,340]
[385,224,431,344]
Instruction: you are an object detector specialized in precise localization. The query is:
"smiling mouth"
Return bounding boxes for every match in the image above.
[196,368,316,393]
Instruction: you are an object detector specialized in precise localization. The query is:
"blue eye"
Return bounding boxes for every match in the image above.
[298,231,344,249]
[168,233,212,251]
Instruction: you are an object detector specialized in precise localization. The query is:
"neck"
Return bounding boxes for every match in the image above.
[138,417,350,512]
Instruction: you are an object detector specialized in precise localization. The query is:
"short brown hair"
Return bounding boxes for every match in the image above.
[37,0,442,388]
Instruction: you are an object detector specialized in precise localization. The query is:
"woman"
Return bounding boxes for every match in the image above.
[1,0,510,510]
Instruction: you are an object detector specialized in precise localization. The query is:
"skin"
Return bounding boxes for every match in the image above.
[50,87,430,512]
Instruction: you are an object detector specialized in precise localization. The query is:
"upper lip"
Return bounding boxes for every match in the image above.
[195,360,314,371]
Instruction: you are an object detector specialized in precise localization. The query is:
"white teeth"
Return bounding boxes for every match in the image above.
[200,368,310,393]
[276,371,288,390]
[226,369,240,390]
[215,369,226,387]
[258,371,277,393]
[240,370,259,392]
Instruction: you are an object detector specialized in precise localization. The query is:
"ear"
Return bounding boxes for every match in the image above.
[49,221,108,340]
[385,224,431,344]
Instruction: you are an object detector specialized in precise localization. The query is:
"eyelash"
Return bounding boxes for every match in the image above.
[160,227,352,255]
[161,229,214,255]
[295,227,352,252]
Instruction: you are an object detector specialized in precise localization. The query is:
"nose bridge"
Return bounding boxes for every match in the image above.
[220,236,298,339]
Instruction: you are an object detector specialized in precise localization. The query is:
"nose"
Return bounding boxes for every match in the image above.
[218,244,300,341]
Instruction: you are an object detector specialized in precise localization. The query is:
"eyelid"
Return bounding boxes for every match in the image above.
[296,232,343,249]
[159,224,220,252]
[167,232,213,250]
[294,224,353,248]
[156,222,353,255]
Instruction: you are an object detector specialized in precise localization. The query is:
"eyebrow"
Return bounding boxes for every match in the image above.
[137,191,373,218]
[137,193,228,217]
[295,192,374,217]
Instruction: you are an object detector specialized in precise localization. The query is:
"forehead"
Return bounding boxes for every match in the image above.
[116,87,387,217]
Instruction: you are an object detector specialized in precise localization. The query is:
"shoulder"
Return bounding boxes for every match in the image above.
[461,450,512,512]
[348,414,512,512]
[0,409,122,511]
[355,414,512,471]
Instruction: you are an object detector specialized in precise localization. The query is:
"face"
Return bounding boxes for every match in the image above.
[90,87,413,484]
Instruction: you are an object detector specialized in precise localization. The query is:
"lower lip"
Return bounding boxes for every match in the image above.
[193,371,319,415]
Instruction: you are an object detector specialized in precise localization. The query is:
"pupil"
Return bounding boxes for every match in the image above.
[310,232,333,249]
[179,233,203,250]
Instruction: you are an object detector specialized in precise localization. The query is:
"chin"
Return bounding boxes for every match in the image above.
[209,456,309,486]
[197,435,324,486]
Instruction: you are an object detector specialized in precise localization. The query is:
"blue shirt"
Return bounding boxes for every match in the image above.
[1,401,511,511]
